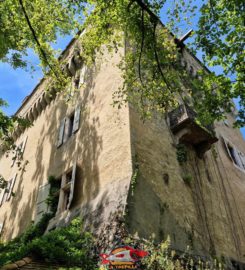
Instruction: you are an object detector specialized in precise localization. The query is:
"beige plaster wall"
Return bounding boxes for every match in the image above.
[0,47,133,241]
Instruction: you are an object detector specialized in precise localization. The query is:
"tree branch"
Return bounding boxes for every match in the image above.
[138,8,145,86]
[152,22,172,92]
[127,0,135,11]
[133,0,159,23]
[18,0,59,78]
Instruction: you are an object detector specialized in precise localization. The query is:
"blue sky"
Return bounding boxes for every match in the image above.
[0,5,244,139]
[0,36,71,116]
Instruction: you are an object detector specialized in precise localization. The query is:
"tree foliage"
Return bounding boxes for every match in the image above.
[195,0,245,126]
[0,0,244,148]
[0,100,31,188]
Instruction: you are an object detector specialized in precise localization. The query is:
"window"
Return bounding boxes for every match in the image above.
[66,170,73,183]
[57,106,80,148]
[67,112,75,139]
[74,73,80,89]
[11,136,28,166]
[56,163,77,214]
[79,65,86,87]
[0,189,5,207]
[223,137,245,171]
[0,174,17,207]
[66,83,75,102]
[59,171,72,211]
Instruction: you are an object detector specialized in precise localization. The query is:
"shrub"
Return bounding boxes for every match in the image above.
[27,219,95,268]
[21,213,54,244]
[0,218,96,269]
[123,236,223,270]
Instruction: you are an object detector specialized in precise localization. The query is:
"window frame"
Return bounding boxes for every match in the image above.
[56,163,77,215]
[0,173,17,207]
[57,106,80,148]
[223,137,245,172]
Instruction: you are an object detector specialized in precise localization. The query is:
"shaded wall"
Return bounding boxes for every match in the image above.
[0,47,133,241]
[126,102,245,265]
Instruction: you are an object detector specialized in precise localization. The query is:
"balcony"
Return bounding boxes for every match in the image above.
[168,104,218,157]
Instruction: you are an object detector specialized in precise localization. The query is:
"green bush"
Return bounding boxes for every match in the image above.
[0,213,53,266]
[21,213,54,244]
[141,237,176,270]
[124,236,223,270]
[0,218,96,269]
[0,176,97,268]
[27,219,95,268]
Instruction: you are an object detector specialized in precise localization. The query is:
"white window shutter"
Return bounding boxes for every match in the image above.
[72,106,80,134]
[66,83,74,101]
[21,136,28,154]
[11,153,16,167]
[233,148,243,169]
[2,181,12,204]
[0,221,4,234]
[239,152,245,170]
[7,174,17,201]
[11,136,28,166]
[0,189,6,206]
[79,65,86,87]
[35,183,50,224]
[67,163,76,209]
[57,118,66,148]
[222,137,232,160]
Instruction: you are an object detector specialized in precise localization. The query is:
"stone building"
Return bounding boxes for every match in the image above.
[0,29,244,269]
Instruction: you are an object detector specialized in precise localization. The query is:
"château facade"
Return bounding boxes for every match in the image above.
[0,30,244,269]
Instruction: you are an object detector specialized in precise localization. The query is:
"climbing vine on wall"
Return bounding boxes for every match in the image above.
[46,175,60,215]
[130,157,139,196]
[176,143,188,164]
